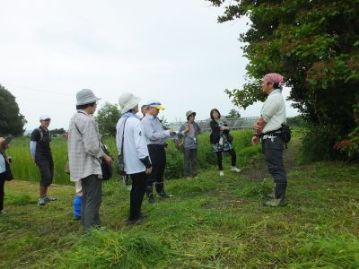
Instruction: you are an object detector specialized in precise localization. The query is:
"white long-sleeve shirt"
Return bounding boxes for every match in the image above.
[116,114,150,175]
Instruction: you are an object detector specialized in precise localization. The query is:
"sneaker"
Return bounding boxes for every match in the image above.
[148,194,155,204]
[231,166,241,173]
[219,171,225,177]
[44,196,57,203]
[266,192,276,199]
[158,192,172,199]
[264,198,286,207]
[0,210,6,215]
[38,198,46,206]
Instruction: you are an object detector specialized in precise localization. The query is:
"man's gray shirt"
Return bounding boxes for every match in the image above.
[141,114,171,145]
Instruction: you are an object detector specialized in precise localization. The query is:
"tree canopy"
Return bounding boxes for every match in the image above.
[208,0,359,159]
[96,103,121,137]
[0,85,26,136]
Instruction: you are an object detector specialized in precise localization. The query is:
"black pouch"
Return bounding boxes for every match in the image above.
[280,124,291,143]
[101,144,113,181]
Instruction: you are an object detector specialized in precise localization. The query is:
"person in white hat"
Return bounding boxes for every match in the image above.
[116,93,152,224]
[178,111,201,179]
[141,100,176,203]
[30,115,56,206]
[67,89,112,232]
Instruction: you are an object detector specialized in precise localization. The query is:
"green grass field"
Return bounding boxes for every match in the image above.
[7,130,259,184]
[1,137,358,268]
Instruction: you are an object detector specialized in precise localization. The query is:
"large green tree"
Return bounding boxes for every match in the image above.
[208,0,359,159]
[96,103,121,137]
[0,85,26,136]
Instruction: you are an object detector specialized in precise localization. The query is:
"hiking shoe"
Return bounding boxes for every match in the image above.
[158,192,172,199]
[148,194,155,204]
[264,198,286,207]
[266,192,276,199]
[231,166,241,173]
[44,196,57,203]
[38,198,46,206]
[219,171,225,177]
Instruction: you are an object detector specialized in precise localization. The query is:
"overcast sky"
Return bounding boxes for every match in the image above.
[0,0,299,130]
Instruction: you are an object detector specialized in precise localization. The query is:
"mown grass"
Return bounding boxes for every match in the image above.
[0,153,358,268]
[7,130,259,184]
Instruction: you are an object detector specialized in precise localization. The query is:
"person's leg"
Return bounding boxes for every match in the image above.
[192,149,198,177]
[183,149,191,177]
[264,138,287,202]
[129,172,147,221]
[0,177,5,212]
[146,146,156,201]
[81,175,102,232]
[216,152,223,171]
[229,149,237,167]
[37,159,51,205]
[156,147,166,195]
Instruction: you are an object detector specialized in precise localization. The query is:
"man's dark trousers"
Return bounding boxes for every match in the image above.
[262,137,287,200]
[81,175,102,232]
[146,144,166,195]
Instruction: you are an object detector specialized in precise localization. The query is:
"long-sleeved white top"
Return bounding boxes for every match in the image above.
[116,113,150,175]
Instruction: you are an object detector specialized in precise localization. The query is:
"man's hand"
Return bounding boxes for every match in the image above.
[251,136,260,145]
[145,167,152,175]
[103,154,113,165]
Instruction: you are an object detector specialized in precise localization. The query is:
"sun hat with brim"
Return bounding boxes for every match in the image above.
[119,93,141,114]
[40,115,51,121]
[146,101,165,111]
[186,110,196,120]
[76,89,101,106]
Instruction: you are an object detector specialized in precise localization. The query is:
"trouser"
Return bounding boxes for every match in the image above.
[129,172,147,221]
[184,148,198,177]
[81,175,102,232]
[216,149,237,171]
[146,144,166,195]
[36,157,54,187]
[0,176,5,211]
[262,137,287,200]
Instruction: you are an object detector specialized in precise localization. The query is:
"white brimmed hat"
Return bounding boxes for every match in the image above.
[118,93,141,114]
[76,89,101,106]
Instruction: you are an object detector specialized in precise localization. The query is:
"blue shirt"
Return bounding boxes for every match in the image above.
[141,115,171,145]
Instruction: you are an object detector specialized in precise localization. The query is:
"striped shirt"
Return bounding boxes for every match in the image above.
[67,110,104,182]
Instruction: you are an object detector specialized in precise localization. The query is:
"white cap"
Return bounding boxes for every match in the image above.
[40,115,51,121]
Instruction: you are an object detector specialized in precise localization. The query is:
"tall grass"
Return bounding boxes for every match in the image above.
[7,130,259,184]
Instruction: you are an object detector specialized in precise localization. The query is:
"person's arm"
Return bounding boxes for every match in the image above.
[142,118,171,141]
[261,98,280,126]
[81,119,104,159]
[134,122,152,168]
[210,121,220,132]
[29,129,40,160]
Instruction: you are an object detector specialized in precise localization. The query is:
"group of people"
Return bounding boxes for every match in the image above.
[0,72,288,233]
